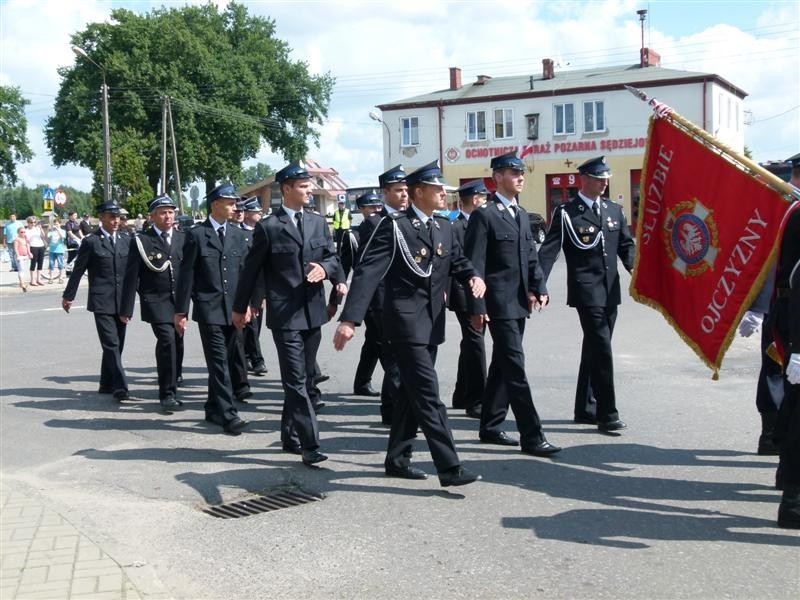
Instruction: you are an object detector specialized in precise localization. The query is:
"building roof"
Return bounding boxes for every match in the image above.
[377,63,747,110]
[238,158,349,198]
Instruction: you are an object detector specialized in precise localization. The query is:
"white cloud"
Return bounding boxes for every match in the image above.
[1,0,797,191]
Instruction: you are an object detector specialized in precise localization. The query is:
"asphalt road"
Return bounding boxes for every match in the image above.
[1,262,798,599]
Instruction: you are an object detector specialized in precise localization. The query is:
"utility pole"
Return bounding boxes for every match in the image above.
[166,98,184,214]
[161,97,168,194]
[101,81,111,203]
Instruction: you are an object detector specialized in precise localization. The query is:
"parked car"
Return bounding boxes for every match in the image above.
[529,212,547,244]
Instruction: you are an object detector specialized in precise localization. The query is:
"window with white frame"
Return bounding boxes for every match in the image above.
[466,110,487,141]
[554,103,575,135]
[401,116,419,147]
[494,108,514,139]
[583,100,605,133]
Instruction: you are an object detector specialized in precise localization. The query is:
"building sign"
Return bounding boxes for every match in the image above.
[459,137,647,162]
[445,146,460,162]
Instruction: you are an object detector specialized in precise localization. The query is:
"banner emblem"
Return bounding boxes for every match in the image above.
[664,199,719,276]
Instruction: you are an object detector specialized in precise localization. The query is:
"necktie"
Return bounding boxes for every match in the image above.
[295,212,304,238]
[161,231,170,246]
[511,203,521,226]
[592,201,601,219]
[109,234,115,247]
[217,226,225,245]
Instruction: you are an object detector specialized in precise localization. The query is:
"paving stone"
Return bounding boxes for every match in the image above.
[70,576,99,595]
[54,534,80,550]
[19,565,48,584]
[98,573,123,592]
[46,562,74,581]
[27,536,56,552]
[11,527,37,541]
[1,552,27,570]
[15,580,72,595]
[20,506,44,518]
[76,545,102,562]
[74,566,126,579]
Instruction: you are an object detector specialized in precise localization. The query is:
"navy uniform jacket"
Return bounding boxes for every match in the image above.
[464,195,547,318]
[120,228,184,323]
[447,213,470,313]
[233,206,339,331]
[538,196,635,307]
[340,208,476,346]
[356,211,388,311]
[63,230,130,314]
[774,208,800,353]
[175,220,249,326]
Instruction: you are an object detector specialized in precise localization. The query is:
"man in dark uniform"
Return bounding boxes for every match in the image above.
[773,161,800,528]
[62,201,130,401]
[350,167,409,422]
[120,194,185,411]
[174,183,250,434]
[334,160,485,486]
[347,192,386,397]
[464,151,561,457]
[238,196,267,376]
[448,179,489,419]
[538,156,636,433]
[233,162,339,465]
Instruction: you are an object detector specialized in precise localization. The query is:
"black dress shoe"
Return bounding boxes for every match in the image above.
[354,384,381,397]
[98,386,114,394]
[573,412,598,425]
[598,419,627,433]
[479,431,519,446]
[159,394,182,410]
[176,375,183,386]
[301,450,328,466]
[385,464,428,480]
[282,442,302,455]
[223,418,248,434]
[235,389,253,403]
[465,405,482,419]
[438,466,481,487]
[314,374,330,385]
[251,363,268,376]
[312,399,325,414]
[112,389,130,401]
[521,440,562,457]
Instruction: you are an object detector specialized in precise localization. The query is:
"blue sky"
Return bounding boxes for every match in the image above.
[1,0,797,192]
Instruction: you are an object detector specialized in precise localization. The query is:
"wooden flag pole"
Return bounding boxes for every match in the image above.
[624,85,797,202]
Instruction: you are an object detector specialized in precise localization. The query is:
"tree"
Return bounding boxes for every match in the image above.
[236,162,275,187]
[0,86,34,187]
[45,2,333,196]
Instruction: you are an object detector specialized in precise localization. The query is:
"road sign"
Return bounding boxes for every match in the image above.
[190,186,199,201]
[42,187,54,201]
[54,189,68,206]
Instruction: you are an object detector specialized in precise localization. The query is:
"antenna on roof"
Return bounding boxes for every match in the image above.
[637,9,648,67]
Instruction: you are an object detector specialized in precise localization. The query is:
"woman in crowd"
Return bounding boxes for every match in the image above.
[12,227,32,292]
[25,216,47,286]
[47,217,66,284]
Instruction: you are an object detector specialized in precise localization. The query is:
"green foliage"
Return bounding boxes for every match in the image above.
[743,145,753,159]
[235,162,275,187]
[0,85,34,186]
[0,185,95,220]
[45,2,333,195]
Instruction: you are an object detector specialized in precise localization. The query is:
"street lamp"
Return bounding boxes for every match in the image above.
[72,45,112,203]
[369,111,391,166]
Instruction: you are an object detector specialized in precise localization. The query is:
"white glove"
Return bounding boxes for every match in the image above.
[786,354,800,385]
[650,100,674,119]
[738,310,763,338]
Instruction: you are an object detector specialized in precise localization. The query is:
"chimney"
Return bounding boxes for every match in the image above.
[542,58,554,80]
[640,48,661,68]
[449,67,462,90]
[475,74,492,85]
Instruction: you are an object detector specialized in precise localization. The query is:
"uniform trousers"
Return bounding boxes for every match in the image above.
[480,317,544,445]
[243,310,265,369]
[150,322,182,399]
[94,313,127,392]
[757,313,784,413]
[575,306,619,423]
[379,338,402,423]
[776,384,800,486]
[452,310,486,410]
[271,328,321,451]
[386,343,460,473]
[197,323,244,423]
[353,308,381,390]
[574,306,617,417]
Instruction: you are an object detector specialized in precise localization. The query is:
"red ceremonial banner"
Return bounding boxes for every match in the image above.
[630,117,791,377]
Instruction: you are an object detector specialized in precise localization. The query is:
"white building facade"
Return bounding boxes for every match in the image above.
[375,52,747,229]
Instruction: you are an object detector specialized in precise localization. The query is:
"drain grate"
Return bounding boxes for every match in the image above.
[202,489,325,519]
